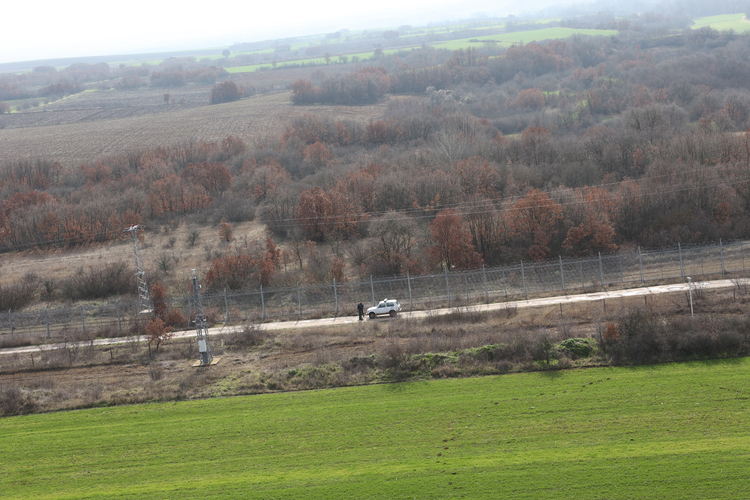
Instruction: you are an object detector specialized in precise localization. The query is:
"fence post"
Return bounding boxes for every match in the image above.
[579,261,584,290]
[619,255,624,283]
[464,273,469,302]
[502,268,508,298]
[224,288,229,324]
[660,254,664,280]
[80,303,86,334]
[742,242,745,272]
[407,271,413,310]
[598,252,605,289]
[45,306,50,339]
[8,310,12,336]
[297,283,301,320]
[559,256,566,294]
[482,265,489,304]
[370,275,375,306]
[445,268,451,307]
[521,261,528,300]
[638,246,644,284]
[333,279,338,316]
[720,239,725,276]
[260,285,265,321]
[678,242,685,278]
[187,293,192,327]
[116,299,122,332]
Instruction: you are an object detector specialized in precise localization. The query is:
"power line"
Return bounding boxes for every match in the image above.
[2,161,750,250]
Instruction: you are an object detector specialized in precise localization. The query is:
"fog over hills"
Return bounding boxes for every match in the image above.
[0,0,634,67]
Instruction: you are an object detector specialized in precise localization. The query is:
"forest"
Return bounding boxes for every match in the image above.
[3,6,750,313]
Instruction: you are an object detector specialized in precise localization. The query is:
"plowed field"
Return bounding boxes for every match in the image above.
[0,88,389,167]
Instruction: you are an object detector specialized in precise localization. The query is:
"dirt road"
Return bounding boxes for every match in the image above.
[0,278,736,356]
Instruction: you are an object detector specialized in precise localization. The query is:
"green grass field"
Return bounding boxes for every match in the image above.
[691,13,750,33]
[226,27,619,74]
[1,359,749,498]
[431,27,619,51]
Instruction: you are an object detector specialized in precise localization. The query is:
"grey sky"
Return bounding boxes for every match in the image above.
[0,0,562,64]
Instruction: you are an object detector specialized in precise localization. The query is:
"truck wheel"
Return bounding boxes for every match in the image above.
[389,310,396,317]
[369,312,376,319]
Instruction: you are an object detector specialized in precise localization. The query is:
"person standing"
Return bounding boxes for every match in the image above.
[357,302,364,321]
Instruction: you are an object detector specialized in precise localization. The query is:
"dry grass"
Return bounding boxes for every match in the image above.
[0,220,268,293]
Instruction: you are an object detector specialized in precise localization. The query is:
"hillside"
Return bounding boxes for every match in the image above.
[3,9,750,342]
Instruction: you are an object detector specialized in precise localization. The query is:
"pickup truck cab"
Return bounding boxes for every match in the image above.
[367,299,401,319]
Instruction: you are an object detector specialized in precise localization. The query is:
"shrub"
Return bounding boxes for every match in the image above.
[60,263,132,301]
[163,309,187,329]
[186,227,200,246]
[0,273,39,311]
[223,324,266,350]
[0,386,36,416]
[116,76,142,89]
[38,81,81,97]
[556,356,573,369]
[146,318,174,350]
[210,81,243,104]
[509,88,545,109]
[558,338,594,359]
[149,364,164,381]
[491,340,532,364]
[378,338,412,380]
[341,355,377,374]
[431,364,461,378]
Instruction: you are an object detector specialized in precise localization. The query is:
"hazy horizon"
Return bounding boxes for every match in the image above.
[0,0,579,66]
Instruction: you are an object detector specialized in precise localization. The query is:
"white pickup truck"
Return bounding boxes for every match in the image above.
[367,299,401,319]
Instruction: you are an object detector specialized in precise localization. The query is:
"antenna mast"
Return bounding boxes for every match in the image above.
[192,270,213,366]
[124,225,150,312]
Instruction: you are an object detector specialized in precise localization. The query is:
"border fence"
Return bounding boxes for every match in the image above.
[1,239,748,342]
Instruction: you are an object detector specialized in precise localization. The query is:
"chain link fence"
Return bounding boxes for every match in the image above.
[2,240,748,345]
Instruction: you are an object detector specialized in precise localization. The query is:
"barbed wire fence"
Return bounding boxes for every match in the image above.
[1,239,748,345]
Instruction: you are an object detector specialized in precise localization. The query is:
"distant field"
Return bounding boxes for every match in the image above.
[227,52,387,73]
[227,27,618,74]
[1,359,748,498]
[432,27,620,51]
[0,91,388,167]
[691,13,750,32]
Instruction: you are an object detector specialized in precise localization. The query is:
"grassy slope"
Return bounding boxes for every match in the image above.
[691,13,750,32]
[1,359,748,499]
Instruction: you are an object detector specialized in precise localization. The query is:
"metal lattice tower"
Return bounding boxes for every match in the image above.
[192,270,213,366]
[124,225,150,312]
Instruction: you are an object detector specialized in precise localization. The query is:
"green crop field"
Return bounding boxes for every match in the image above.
[431,27,619,51]
[226,27,618,74]
[1,359,748,499]
[691,13,750,33]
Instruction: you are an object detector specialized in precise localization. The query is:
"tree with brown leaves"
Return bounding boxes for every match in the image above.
[510,188,563,261]
[426,209,483,270]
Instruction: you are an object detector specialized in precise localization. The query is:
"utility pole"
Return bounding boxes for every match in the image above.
[124,225,150,313]
[192,270,213,366]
